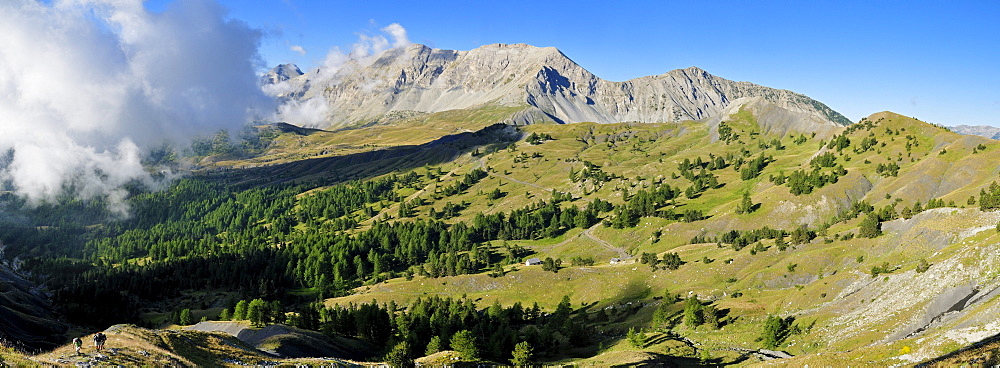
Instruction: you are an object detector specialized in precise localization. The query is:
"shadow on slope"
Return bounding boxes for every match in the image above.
[187,321,372,360]
[205,123,521,188]
[915,331,1000,367]
[0,263,67,352]
[271,122,328,136]
[35,324,272,367]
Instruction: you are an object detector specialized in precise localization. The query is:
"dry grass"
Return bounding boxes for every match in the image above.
[32,325,273,367]
[0,346,39,367]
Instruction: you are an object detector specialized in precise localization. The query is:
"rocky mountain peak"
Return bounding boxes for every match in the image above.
[269,43,850,129]
[260,63,303,86]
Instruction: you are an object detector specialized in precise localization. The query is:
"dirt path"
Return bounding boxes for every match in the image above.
[369,158,469,222]
[371,154,627,260]
[479,156,630,260]
[584,223,632,260]
[538,230,586,253]
[537,224,631,261]
[478,157,553,192]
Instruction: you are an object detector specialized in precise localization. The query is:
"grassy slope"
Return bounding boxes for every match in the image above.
[0,346,37,367]
[293,110,1000,365]
[214,105,528,168]
[18,324,369,367]
[4,108,981,366]
[19,103,999,366]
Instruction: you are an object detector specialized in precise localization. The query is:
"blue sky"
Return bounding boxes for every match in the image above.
[158,0,999,127]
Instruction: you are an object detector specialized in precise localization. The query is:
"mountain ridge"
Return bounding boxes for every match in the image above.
[264,43,851,129]
[949,124,1000,139]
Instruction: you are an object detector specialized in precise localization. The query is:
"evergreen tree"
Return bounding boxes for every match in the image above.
[179,308,193,325]
[626,327,646,348]
[269,300,283,324]
[510,341,533,367]
[451,330,479,361]
[859,213,882,238]
[425,335,443,355]
[736,192,755,214]
[651,304,672,330]
[683,297,703,327]
[661,252,682,270]
[232,300,248,320]
[247,298,267,327]
[383,341,414,368]
[761,315,794,349]
[703,305,719,329]
[541,257,561,273]
[774,235,788,251]
[218,308,230,321]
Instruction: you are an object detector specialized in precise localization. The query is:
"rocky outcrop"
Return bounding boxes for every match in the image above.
[268,43,851,129]
[706,97,843,139]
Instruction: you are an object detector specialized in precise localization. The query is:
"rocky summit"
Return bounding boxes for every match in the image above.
[264,43,851,129]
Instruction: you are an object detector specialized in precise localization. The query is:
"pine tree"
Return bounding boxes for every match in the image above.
[232,300,248,320]
[179,309,193,325]
[683,297,703,327]
[761,315,792,349]
[703,304,719,329]
[661,252,682,270]
[451,330,479,361]
[859,213,882,238]
[626,327,646,348]
[510,341,533,367]
[269,300,283,324]
[383,341,414,368]
[425,336,443,355]
[775,235,788,251]
[736,192,755,214]
[247,299,267,327]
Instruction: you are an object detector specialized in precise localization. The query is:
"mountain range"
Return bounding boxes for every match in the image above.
[949,124,1000,139]
[263,43,851,129]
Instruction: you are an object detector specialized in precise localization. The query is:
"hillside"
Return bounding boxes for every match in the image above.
[304,110,1000,364]
[0,263,66,351]
[3,324,367,367]
[4,106,1000,366]
[265,43,850,128]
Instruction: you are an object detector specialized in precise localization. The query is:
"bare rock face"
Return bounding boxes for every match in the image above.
[260,64,303,86]
[270,43,851,129]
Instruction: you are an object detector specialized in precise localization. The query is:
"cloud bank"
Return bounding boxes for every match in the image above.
[265,23,410,127]
[0,0,271,213]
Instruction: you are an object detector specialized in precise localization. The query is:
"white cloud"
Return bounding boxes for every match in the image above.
[316,23,411,81]
[382,23,410,48]
[268,23,412,127]
[0,0,272,213]
[275,98,330,128]
[290,44,306,55]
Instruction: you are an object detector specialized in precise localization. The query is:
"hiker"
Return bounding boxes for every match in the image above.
[73,337,83,355]
[93,332,107,351]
